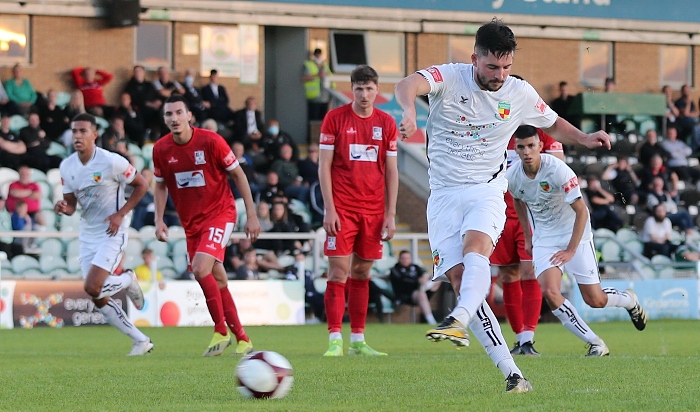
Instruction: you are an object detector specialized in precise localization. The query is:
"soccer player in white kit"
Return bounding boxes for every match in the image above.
[508,126,647,357]
[395,19,611,393]
[55,113,154,356]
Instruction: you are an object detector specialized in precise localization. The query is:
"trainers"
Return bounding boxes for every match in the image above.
[124,269,145,310]
[585,342,610,357]
[348,341,387,356]
[234,340,254,356]
[203,332,232,357]
[520,341,541,356]
[323,339,343,357]
[127,339,154,356]
[625,289,647,331]
[505,373,533,393]
[509,342,522,355]
[426,316,469,347]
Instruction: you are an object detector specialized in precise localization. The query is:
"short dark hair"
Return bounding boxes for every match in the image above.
[559,81,568,88]
[164,94,190,109]
[514,125,538,140]
[399,250,411,257]
[210,69,218,76]
[350,65,378,85]
[313,48,322,55]
[72,112,97,128]
[475,18,517,59]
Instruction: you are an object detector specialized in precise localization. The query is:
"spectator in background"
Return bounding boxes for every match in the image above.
[255,200,274,232]
[39,89,70,142]
[584,175,623,232]
[201,118,218,132]
[641,203,674,258]
[7,164,46,228]
[71,66,113,117]
[230,141,261,198]
[674,84,698,143]
[0,80,18,116]
[115,92,146,147]
[271,143,308,202]
[262,119,298,163]
[124,65,161,137]
[638,129,670,168]
[100,116,128,152]
[302,48,333,123]
[298,143,319,187]
[604,77,616,93]
[639,154,678,200]
[646,176,696,237]
[662,85,679,126]
[673,242,700,263]
[20,113,62,172]
[11,200,38,253]
[153,67,185,104]
[549,81,577,128]
[0,195,22,258]
[224,237,251,275]
[232,248,260,280]
[660,125,700,184]
[131,167,155,230]
[182,68,207,123]
[263,201,309,256]
[232,96,264,146]
[389,250,438,325]
[134,248,163,283]
[4,64,37,116]
[0,112,27,170]
[602,155,641,205]
[200,69,233,125]
[257,170,286,205]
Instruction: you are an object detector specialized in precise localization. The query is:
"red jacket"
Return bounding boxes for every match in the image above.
[72,67,113,108]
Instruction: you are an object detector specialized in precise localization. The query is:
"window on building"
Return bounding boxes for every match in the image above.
[449,35,475,63]
[580,41,613,88]
[330,31,404,76]
[135,21,172,69]
[0,15,30,64]
[660,45,692,89]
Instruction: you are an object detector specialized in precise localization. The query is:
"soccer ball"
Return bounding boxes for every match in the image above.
[236,351,294,399]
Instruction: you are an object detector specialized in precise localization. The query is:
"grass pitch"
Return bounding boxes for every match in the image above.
[1,319,698,411]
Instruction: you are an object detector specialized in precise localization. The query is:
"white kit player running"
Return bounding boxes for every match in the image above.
[507,125,647,357]
[55,113,153,356]
[396,19,611,393]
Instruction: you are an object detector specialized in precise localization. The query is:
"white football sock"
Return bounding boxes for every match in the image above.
[552,299,600,344]
[329,332,342,341]
[469,302,523,379]
[518,330,535,345]
[450,253,491,327]
[602,288,635,309]
[350,333,365,343]
[99,298,148,342]
[96,275,133,299]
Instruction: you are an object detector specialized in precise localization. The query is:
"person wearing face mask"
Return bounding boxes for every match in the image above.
[262,119,299,163]
[182,68,207,124]
[302,48,334,126]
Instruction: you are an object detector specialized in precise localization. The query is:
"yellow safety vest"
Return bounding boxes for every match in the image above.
[303,60,333,100]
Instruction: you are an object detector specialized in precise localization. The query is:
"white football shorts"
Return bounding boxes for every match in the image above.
[533,239,600,285]
[79,232,128,277]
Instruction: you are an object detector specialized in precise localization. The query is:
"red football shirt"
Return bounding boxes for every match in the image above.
[320,104,398,215]
[505,129,564,219]
[153,127,239,233]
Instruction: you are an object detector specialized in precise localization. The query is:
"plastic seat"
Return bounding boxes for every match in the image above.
[128,143,142,156]
[141,144,154,162]
[47,168,62,186]
[146,239,169,259]
[124,253,144,269]
[66,255,81,273]
[173,254,188,273]
[616,228,638,244]
[622,239,644,262]
[40,255,68,273]
[161,267,178,279]
[47,141,68,158]
[29,168,48,183]
[37,181,51,200]
[0,167,19,184]
[11,255,40,274]
[38,237,63,256]
[42,210,58,231]
[600,240,622,262]
[65,238,81,259]
[124,238,144,258]
[52,184,64,203]
[60,213,81,232]
[171,239,188,259]
[139,225,156,239]
[9,115,28,134]
[156,256,175,270]
[132,155,145,172]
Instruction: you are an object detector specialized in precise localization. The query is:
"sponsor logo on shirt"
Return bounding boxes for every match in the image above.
[496,101,511,121]
[426,67,443,83]
[175,170,206,188]
[123,164,135,180]
[372,126,383,140]
[327,236,336,250]
[432,249,443,268]
[320,133,334,144]
[223,151,235,167]
[93,172,102,183]
[349,144,379,162]
[548,141,563,151]
[346,127,357,134]
[562,176,579,193]
[389,140,397,151]
[194,150,206,165]
[168,157,178,164]
[535,98,547,114]
[539,181,551,192]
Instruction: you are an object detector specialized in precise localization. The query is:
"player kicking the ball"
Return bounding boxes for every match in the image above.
[507,125,647,357]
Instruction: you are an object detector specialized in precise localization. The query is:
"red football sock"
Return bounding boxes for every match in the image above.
[521,279,542,332]
[324,281,346,334]
[196,274,227,335]
[502,280,524,334]
[348,277,369,334]
[220,286,248,342]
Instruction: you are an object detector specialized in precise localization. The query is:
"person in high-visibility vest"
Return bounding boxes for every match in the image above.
[302,48,333,122]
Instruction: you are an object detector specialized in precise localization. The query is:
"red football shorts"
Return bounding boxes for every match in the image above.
[324,210,384,260]
[490,218,532,266]
[185,220,236,268]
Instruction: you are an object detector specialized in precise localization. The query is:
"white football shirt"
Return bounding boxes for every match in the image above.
[506,154,593,248]
[60,147,136,237]
[417,64,558,189]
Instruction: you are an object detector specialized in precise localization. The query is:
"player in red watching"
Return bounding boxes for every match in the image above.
[491,128,564,356]
[319,65,399,356]
[152,95,261,356]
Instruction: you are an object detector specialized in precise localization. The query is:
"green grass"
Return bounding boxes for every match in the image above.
[1,320,698,411]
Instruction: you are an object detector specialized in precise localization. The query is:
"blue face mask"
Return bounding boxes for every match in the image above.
[268,125,279,135]
[185,75,194,87]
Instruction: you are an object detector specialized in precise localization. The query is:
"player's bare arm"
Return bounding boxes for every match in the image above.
[229,166,261,242]
[318,148,340,236]
[512,198,533,256]
[395,73,431,139]
[550,197,589,267]
[153,180,170,242]
[543,117,611,150]
[54,192,77,216]
[104,172,148,237]
[382,154,399,241]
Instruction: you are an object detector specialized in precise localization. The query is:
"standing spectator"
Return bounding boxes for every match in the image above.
[134,248,163,282]
[389,250,439,324]
[4,64,37,115]
[674,84,698,143]
[602,155,641,205]
[182,68,207,123]
[298,143,319,186]
[6,164,46,228]
[660,125,700,184]
[115,92,146,147]
[262,119,299,163]
[232,96,264,145]
[302,48,333,124]
[19,112,61,172]
[641,203,674,258]
[584,175,623,232]
[549,81,577,128]
[662,85,679,126]
[200,69,233,125]
[39,89,70,142]
[0,79,18,115]
[0,112,27,170]
[124,65,161,136]
[0,195,22,259]
[638,129,670,168]
[71,66,113,117]
[153,67,185,104]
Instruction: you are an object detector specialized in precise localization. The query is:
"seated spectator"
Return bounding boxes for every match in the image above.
[673,84,699,144]
[389,250,439,325]
[100,116,128,152]
[115,92,146,147]
[0,112,27,170]
[153,66,185,104]
[19,113,62,172]
[602,155,641,205]
[4,64,37,116]
[660,125,700,184]
[7,165,45,228]
[368,277,396,323]
[124,65,161,137]
[201,118,218,132]
[229,141,261,199]
[646,176,696,236]
[673,242,700,263]
[262,119,298,163]
[10,200,38,253]
[638,129,670,168]
[134,248,164,283]
[304,269,325,322]
[232,248,260,280]
[232,96,264,146]
[0,79,18,116]
[642,204,675,258]
[271,143,309,203]
[0,195,22,259]
[131,167,178,229]
[38,89,70,142]
[71,66,113,117]
[257,171,286,205]
[254,202,309,272]
[585,175,623,232]
[255,200,273,231]
[639,154,678,200]
[60,91,87,148]
[114,139,135,165]
[182,68,207,123]
[224,237,251,274]
[298,143,319,187]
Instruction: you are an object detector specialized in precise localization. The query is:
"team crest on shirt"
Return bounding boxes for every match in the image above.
[372,127,383,140]
[539,181,551,192]
[495,101,511,121]
[194,150,206,165]
[93,172,102,183]
[432,249,443,268]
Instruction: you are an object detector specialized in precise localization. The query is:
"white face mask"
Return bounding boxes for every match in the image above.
[314,57,323,65]
[185,75,194,87]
